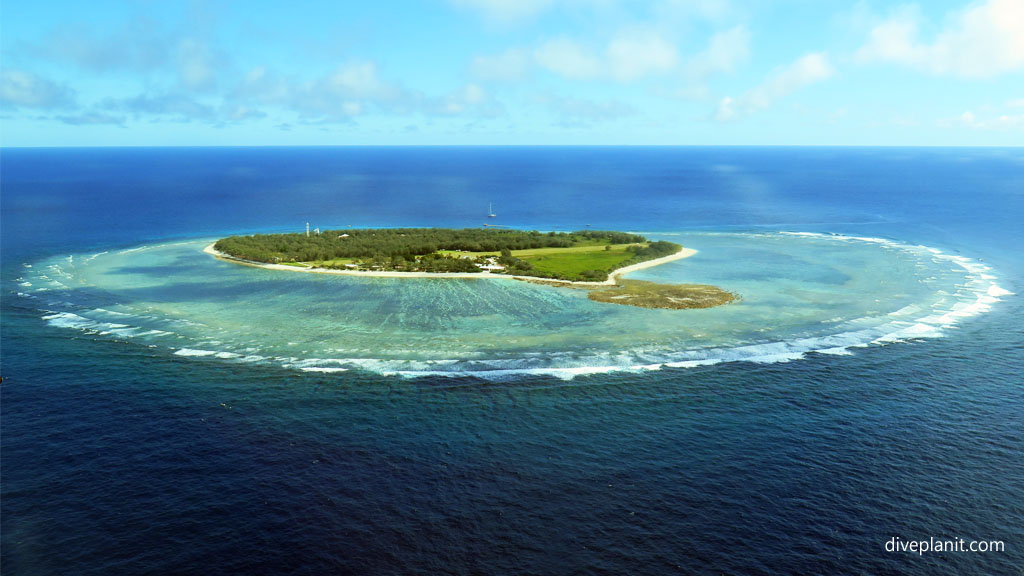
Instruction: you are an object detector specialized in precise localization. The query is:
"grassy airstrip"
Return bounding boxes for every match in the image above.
[438,242,641,278]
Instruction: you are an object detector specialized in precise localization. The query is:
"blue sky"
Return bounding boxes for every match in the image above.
[1,0,1022,146]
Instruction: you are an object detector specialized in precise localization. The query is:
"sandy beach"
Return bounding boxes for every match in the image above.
[204,243,697,286]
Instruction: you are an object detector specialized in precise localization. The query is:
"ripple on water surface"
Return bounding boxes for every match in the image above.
[19,232,1012,379]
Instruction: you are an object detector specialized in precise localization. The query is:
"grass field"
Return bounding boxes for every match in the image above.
[438,242,642,279]
[520,246,635,277]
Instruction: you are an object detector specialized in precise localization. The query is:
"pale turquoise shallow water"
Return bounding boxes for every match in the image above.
[20,231,1010,379]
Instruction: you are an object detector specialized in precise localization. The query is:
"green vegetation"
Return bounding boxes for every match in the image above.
[505,239,681,282]
[212,227,738,309]
[437,240,627,258]
[215,228,645,262]
[521,246,635,279]
[214,228,682,282]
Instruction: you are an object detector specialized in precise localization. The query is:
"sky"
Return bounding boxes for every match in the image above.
[1,0,1022,146]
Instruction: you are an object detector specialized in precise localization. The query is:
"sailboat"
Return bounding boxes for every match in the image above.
[488,202,497,218]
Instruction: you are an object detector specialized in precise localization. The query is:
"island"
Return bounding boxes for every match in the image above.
[208,228,737,309]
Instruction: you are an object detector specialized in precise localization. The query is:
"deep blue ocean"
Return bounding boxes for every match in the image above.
[2,147,1022,575]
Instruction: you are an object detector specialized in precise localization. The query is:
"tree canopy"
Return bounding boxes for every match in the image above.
[213,228,680,281]
[214,228,647,263]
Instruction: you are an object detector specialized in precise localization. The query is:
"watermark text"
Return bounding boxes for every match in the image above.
[886,536,1004,555]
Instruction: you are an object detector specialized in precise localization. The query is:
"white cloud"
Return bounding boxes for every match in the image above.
[102,92,216,121]
[534,38,603,79]
[1005,98,1024,109]
[746,53,833,109]
[56,112,126,126]
[29,19,233,96]
[715,52,834,121]
[323,62,398,101]
[295,62,415,118]
[231,62,503,122]
[0,69,76,109]
[946,109,1024,130]
[668,26,750,101]
[606,33,679,81]
[436,83,503,117]
[30,19,232,95]
[539,92,635,121]
[177,38,219,91]
[234,66,292,104]
[855,6,924,65]
[855,0,1024,78]
[32,18,170,73]
[481,27,737,96]
[689,25,749,76]
[715,96,736,121]
[534,31,679,82]
[230,61,410,120]
[470,48,531,82]
[220,105,267,123]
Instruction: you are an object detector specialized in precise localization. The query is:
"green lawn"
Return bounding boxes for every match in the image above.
[521,247,634,278]
[436,242,644,280]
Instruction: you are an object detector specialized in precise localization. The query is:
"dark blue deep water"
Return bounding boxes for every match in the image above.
[2,147,1022,574]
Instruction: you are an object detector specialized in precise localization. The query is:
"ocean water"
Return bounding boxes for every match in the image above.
[2,147,1022,574]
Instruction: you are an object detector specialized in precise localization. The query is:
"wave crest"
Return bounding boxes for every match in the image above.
[23,233,1012,380]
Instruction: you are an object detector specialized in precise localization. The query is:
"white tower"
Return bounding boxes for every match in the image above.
[306,222,310,237]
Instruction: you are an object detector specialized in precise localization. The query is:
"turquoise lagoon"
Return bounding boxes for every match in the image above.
[22,231,1010,379]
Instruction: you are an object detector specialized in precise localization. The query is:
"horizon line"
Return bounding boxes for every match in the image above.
[3,143,1021,149]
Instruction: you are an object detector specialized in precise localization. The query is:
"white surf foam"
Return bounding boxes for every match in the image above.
[42,312,129,333]
[118,245,152,254]
[300,367,349,373]
[388,233,1011,379]
[30,233,1013,380]
[174,348,219,357]
[988,285,1014,297]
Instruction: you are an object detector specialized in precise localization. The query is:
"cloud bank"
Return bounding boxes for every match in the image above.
[716,53,833,121]
[855,0,1024,78]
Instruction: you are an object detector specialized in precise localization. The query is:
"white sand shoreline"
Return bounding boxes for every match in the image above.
[203,243,696,286]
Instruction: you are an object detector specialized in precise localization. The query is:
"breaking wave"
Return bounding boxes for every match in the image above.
[17,233,1013,380]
